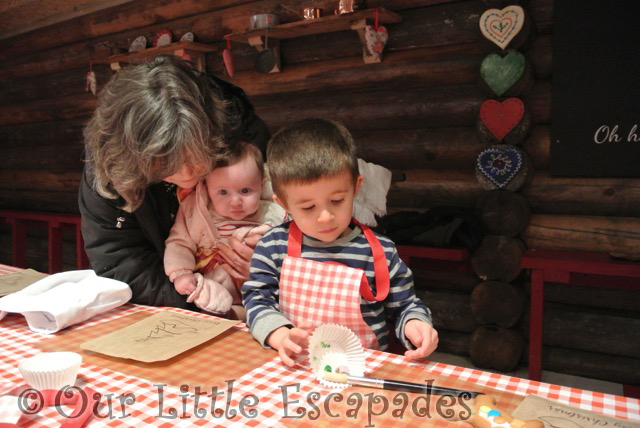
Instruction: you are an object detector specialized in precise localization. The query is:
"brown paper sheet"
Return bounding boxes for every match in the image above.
[80,311,236,362]
[0,269,48,297]
[37,311,276,390]
[513,395,640,428]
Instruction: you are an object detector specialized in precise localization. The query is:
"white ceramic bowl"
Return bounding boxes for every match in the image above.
[18,352,82,391]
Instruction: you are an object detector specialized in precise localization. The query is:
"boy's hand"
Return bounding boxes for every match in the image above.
[174,273,197,295]
[403,319,439,360]
[267,322,313,367]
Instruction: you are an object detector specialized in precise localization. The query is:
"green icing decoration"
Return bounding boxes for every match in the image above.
[480,51,525,96]
[324,365,333,372]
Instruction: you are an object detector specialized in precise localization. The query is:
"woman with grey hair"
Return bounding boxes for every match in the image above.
[79,55,270,308]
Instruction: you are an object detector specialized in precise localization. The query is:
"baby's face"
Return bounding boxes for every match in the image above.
[206,155,263,221]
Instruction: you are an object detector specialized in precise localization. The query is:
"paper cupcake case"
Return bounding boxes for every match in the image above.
[18,352,82,391]
[308,324,366,387]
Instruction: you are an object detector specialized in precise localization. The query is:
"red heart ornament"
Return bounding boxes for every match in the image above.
[364,25,388,59]
[480,98,525,142]
[222,48,235,78]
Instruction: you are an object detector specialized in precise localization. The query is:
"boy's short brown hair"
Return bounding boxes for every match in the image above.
[267,118,359,199]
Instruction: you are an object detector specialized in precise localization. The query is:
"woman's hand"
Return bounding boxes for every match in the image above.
[218,234,254,281]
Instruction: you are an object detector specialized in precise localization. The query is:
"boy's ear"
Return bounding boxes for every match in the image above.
[273,193,288,211]
[354,175,364,196]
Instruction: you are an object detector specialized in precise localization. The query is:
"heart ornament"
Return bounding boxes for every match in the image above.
[477,146,524,189]
[480,98,525,142]
[479,5,525,50]
[480,51,525,96]
[364,25,388,60]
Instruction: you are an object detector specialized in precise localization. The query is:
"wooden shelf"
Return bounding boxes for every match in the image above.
[228,7,402,72]
[104,41,218,72]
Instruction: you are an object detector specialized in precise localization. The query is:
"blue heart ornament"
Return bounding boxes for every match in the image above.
[476,146,523,189]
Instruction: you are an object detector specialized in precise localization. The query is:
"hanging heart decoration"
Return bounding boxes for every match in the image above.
[364,9,388,61]
[476,146,524,189]
[479,5,525,50]
[222,35,235,78]
[480,51,525,96]
[480,98,525,142]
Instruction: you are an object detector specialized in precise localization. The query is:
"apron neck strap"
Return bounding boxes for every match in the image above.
[287,219,390,302]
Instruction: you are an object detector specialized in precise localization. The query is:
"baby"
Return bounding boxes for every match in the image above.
[164,142,286,320]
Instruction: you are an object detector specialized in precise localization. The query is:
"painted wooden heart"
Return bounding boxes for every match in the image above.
[365,25,388,59]
[480,51,525,96]
[479,5,525,50]
[480,98,525,141]
[477,146,524,189]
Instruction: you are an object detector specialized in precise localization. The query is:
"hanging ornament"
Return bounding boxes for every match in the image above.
[85,62,97,96]
[364,9,388,62]
[222,35,235,78]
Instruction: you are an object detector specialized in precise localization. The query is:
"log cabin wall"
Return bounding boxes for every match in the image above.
[0,0,638,382]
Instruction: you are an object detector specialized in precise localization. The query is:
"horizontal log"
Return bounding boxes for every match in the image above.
[0,170,82,192]
[543,347,640,385]
[414,289,476,333]
[414,269,479,293]
[436,329,470,356]
[0,66,113,105]
[522,214,640,255]
[545,282,640,312]
[533,303,640,359]
[0,190,80,214]
[0,144,84,171]
[254,81,551,133]
[0,94,95,126]
[388,170,640,217]
[0,119,86,148]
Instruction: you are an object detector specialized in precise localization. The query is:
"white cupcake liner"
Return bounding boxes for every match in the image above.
[308,323,366,382]
[18,352,82,391]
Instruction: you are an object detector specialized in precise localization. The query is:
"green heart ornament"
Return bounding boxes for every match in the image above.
[480,51,525,96]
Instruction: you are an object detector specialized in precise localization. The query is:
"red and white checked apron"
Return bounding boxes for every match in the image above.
[279,219,390,349]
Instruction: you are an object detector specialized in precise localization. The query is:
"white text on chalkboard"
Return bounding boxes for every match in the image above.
[594,125,639,144]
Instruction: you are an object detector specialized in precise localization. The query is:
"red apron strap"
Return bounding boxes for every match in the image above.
[287,219,390,302]
[287,221,303,257]
[352,218,390,302]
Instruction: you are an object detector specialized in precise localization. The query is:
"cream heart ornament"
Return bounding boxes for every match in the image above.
[364,25,388,61]
[479,5,525,50]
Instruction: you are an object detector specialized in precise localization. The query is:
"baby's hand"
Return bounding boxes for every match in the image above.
[403,319,439,360]
[174,273,197,295]
[268,322,314,367]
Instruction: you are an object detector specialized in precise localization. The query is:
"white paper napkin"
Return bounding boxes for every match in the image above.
[0,270,131,334]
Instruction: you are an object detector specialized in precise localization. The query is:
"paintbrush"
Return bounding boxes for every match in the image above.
[323,372,482,398]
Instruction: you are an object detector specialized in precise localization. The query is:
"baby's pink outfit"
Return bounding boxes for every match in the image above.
[164,181,286,315]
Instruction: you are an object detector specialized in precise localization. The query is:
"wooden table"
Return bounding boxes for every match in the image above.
[1,263,638,427]
[521,249,640,393]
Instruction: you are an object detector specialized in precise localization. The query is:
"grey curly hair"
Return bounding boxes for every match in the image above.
[84,55,231,211]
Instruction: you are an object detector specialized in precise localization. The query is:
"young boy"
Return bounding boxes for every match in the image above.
[164,142,286,321]
[242,118,438,366]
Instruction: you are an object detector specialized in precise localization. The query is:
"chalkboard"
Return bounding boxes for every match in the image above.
[550,0,640,177]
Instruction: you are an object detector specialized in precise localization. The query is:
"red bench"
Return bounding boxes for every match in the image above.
[0,210,90,274]
[521,248,640,397]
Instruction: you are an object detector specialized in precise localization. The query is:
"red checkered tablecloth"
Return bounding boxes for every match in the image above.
[0,263,638,427]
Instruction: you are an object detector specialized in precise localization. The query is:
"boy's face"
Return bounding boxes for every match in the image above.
[274,169,363,243]
[206,155,264,220]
